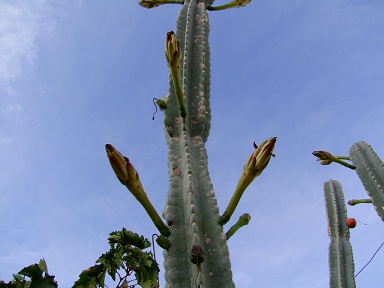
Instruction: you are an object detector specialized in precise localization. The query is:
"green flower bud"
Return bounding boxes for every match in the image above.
[234,0,252,7]
[156,235,171,250]
[225,213,251,240]
[138,0,159,8]
[312,150,355,169]
[312,150,334,165]
[165,31,186,118]
[165,31,181,69]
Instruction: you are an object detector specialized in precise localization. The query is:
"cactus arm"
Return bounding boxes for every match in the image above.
[349,141,384,221]
[324,180,356,288]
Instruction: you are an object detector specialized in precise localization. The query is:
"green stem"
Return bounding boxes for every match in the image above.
[170,64,187,118]
[336,156,351,160]
[347,199,372,206]
[333,157,356,169]
[132,190,171,237]
[218,183,247,226]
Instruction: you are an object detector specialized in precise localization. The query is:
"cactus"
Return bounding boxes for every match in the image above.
[104,0,276,287]
[349,141,384,221]
[323,180,356,288]
[314,142,384,284]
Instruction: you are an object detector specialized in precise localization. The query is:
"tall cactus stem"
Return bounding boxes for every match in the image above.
[349,141,384,221]
[324,180,356,288]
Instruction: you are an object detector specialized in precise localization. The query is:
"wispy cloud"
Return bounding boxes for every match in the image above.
[0,1,53,95]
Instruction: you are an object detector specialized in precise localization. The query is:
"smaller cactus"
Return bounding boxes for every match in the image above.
[324,180,356,288]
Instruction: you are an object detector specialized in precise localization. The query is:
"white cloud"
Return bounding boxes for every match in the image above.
[0,1,53,95]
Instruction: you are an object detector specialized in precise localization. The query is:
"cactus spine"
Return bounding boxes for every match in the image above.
[324,180,356,288]
[349,141,384,221]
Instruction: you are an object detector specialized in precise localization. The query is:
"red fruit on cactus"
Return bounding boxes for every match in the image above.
[346,218,357,228]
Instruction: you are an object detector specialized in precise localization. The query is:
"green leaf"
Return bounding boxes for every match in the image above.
[18,262,58,288]
[108,228,151,249]
[72,264,107,288]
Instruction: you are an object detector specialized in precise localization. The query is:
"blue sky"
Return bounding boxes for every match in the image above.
[1,0,384,287]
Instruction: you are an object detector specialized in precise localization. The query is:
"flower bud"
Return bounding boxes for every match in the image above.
[105,144,144,196]
[243,137,277,185]
[165,31,186,118]
[218,137,276,225]
[190,243,204,265]
[165,31,181,69]
[312,150,334,165]
[225,213,251,240]
[138,0,159,8]
[234,0,252,7]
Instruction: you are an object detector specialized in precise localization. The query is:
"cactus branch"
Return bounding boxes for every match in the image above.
[105,144,170,237]
[225,213,251,240]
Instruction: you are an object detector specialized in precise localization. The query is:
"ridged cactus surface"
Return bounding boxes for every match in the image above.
[349,141,384,221]
[324,180,355,288]
[162,1,233,287]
